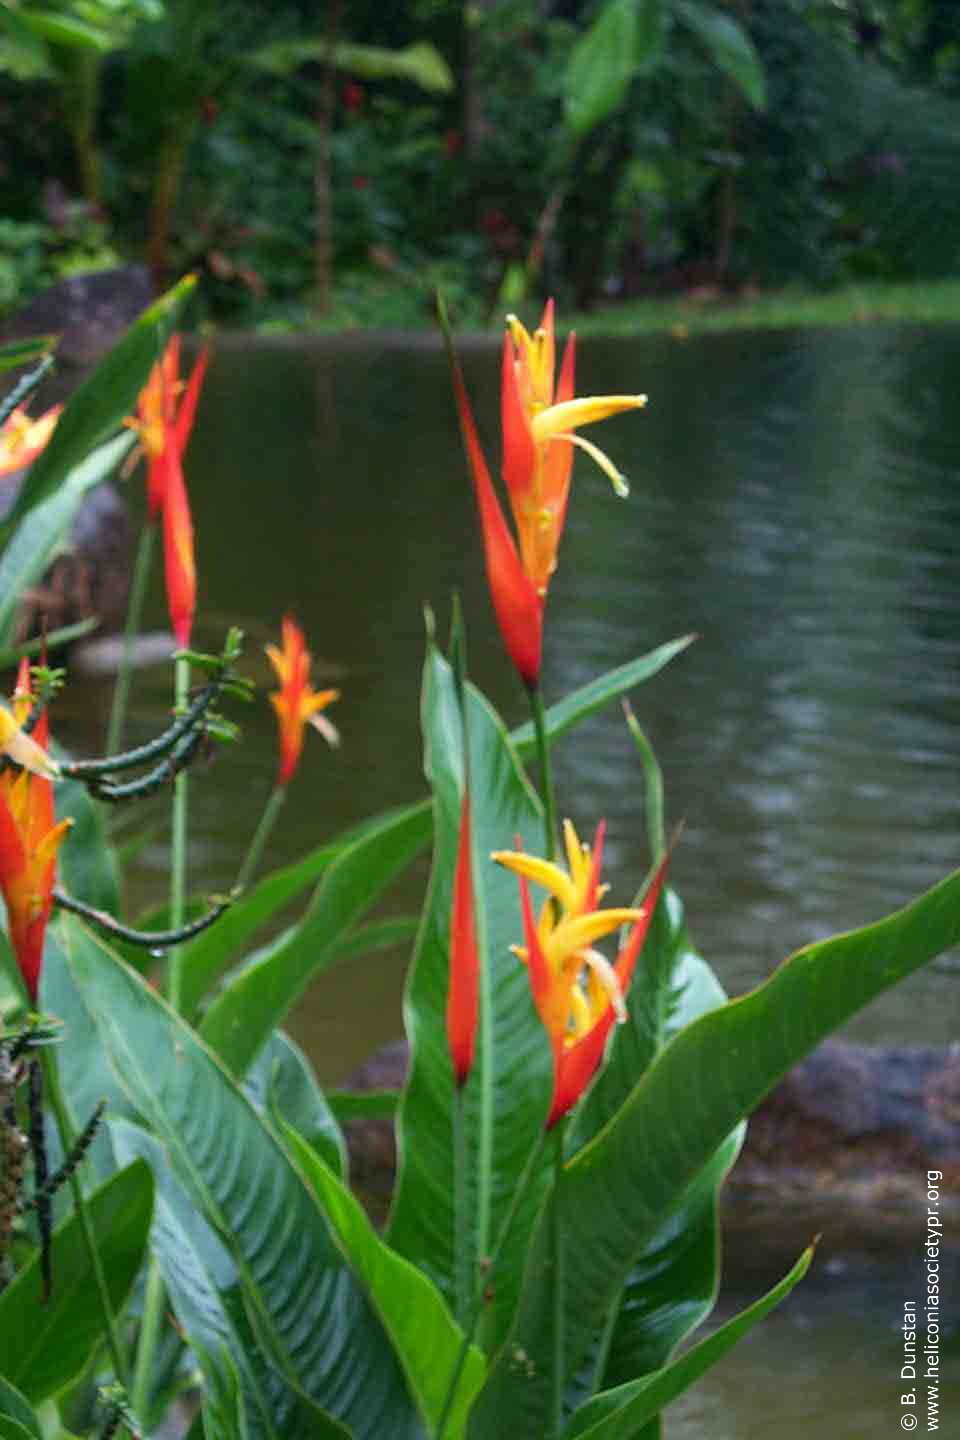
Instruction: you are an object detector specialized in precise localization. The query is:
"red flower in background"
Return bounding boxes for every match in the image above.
[0,662,71,999]
[127,335,209,646]
[0,404,62,480]
[266,617,340,786]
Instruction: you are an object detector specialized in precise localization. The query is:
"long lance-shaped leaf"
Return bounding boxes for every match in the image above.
[0,1160,152,1403]
[0,338,56,374]
[509,637,694,759]
[564,1245,814,1439]
[200,801,431,1075]
[0,431,134,646]
[65,916,424,1438]
[566,892,744,1405]
[470,866,960,1431]
[283,1123,486,1438]
[112,1120,351,1440]
[0,274,195,540]
[388,645,554,1349]
[180,806,426,1020]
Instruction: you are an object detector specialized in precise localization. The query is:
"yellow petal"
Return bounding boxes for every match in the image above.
[491,848,578,913]
[531,394,646,442]
[580,947,627,1025]
[543,907,643,966]
[564,432,630,498]
[0,706,59,779]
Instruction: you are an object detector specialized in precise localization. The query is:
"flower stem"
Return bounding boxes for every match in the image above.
[41,1046,129,1387]
[452,1083,470,1330]
[133,653,190,1414]
[436,1128,548,1440]
[235,784,286,892]
[106,522,155,758]
[166,654,191,1013]
[550,1121,566,1439]
[529,684,557,862]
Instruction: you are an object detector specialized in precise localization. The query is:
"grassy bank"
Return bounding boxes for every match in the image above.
[284,275,960,338]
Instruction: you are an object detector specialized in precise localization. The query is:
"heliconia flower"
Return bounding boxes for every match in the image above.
[0,404,63,480]
[160,446,197,648]
[126,335,209,519]
[446,789,479,1088]
[493,819,668,1128]
[450,301,646,687]
[266,616,340,786]
[0,661,71,998]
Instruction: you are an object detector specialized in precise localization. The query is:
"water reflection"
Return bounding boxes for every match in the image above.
[56,325,960,1070]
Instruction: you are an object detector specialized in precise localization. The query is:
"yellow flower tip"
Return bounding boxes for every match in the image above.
[0,707,59,780]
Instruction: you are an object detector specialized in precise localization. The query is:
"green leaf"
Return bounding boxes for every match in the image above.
[510,637,694,758]
[0,1420,37,1440]
[568,892,743,1398]
[68,920,424,1438]
[0,616,100,670]
[0,1160,153,1403]
[244,38,452,92]
[635,0,666,71]
[0,337,56,374]
[327,1089,399,1123]
[18,11,115,53]
[0,273,195,540]
[195,1343,246,1440]
[0,431,134,647]
[284,1123,486,1437]
[244,1030,347,1179]
[200,802,431,1076]
[0,1378,42,1439]
[0,5,50,79]
[564,1245,814,1438]
[471,866,960,1431]
[178,808,423,1020]
[112,1121,351,1440]
[55,754,121,916]
[388,647,554,1348]
[674,1,766,110]
[565,0,637,138]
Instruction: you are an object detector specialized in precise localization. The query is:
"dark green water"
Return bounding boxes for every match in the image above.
[53,326,959,1437]
[60,324,960,1069]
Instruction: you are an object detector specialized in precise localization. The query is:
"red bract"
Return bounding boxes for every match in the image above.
[450,302,646,688]
[446,790,479,1088]
[0,663,71,999]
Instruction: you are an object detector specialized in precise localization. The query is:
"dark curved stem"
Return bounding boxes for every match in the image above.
[52,888,235,948]
[84,725,206,804]
[61,679,221,779]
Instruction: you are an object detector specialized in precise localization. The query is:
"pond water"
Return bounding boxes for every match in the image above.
[57,323,960,1071]
[52,323,959,1437]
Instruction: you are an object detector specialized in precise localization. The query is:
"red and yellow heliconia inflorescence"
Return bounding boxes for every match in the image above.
[451,301,646,688]
[266,616,340,787]
[446,788,479,1088]
[0,404,63,480]
[126,335,209,646]
[493,819,668,1128]
[0,661,71,999]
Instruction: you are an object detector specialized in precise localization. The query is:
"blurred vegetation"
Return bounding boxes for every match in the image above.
[1,0,960,329]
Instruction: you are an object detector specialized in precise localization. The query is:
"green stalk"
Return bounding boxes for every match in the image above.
[167,655,191,1012]
[550,1121,566,1439]
[451,1084,470,1330]
[133,654,190,1414]
[436,1127,548,1440]
[529,684,557,861]
[106,522,156,758]
[41,1047,129,1387]
[235,784,286,892]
